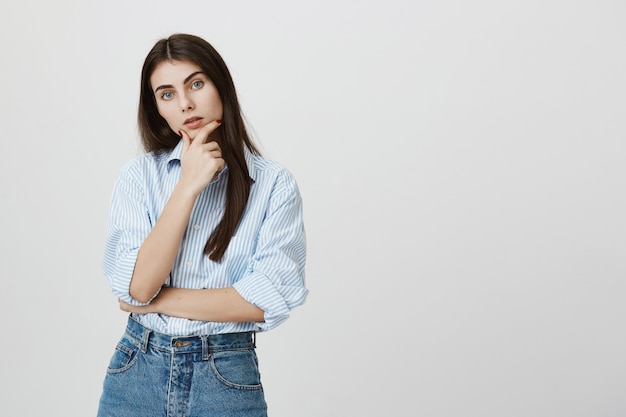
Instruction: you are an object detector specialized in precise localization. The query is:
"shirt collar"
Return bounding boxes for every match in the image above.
[243,146,257,182]
[166,139,256,182]
[166,140,184,171]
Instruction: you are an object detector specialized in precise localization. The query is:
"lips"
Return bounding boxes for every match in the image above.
[183,116,204,129]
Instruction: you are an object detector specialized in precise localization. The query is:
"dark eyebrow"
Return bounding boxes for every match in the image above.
[153,71,205,93]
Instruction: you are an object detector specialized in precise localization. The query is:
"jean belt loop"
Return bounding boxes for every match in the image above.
[141,328,151,353]
[253,331,257,348]
[201,335,210,360]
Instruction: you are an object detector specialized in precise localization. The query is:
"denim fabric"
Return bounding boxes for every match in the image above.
[97,317,267,417]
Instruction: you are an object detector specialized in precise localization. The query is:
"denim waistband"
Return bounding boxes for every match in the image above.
[124,316,255,355]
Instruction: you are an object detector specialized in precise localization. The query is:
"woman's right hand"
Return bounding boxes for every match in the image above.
[179,120,225,196]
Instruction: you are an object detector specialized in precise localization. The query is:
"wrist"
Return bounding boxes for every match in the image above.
[175,178,202,199]
[152,286,174,314]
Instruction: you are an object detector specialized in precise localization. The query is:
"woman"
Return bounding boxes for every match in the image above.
[97,33,308,417]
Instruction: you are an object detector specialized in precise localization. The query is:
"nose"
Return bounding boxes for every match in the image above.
[180,93,194,112]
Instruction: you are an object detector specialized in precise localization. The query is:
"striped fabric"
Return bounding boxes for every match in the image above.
[102,139,308,336]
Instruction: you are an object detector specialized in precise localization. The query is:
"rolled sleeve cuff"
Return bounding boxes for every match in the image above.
[105,251,151,306]
[233,271,308,331]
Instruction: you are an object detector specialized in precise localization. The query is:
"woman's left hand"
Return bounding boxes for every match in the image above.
[119,299,159,314]
[119,287,173,314]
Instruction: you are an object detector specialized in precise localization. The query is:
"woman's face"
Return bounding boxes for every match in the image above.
[150,60,223,141]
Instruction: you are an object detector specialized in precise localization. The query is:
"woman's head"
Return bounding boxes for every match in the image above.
[138,33,255,155]
[149,59,223,142]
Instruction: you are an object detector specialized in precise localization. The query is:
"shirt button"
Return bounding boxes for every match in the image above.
[193,224,200,230]
[186,261,192,267]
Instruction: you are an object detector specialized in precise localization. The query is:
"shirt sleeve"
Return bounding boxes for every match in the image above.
[102,164,153,305]
[232,170,308,331]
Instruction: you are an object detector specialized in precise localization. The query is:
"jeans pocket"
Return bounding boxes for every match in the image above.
[106,335,141,374]
[209,348,263,390]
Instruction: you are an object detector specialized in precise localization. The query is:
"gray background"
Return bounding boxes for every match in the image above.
[1,1,625,416]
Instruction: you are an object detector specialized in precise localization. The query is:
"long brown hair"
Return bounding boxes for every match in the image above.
[138,33,260,262]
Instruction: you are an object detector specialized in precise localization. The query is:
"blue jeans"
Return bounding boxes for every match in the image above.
[97,316,267,417]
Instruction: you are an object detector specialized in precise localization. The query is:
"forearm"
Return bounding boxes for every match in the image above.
[160,287,265,322]
[130,182,198,302]
[122,286,265,322]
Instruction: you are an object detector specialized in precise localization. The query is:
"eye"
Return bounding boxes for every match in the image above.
[161,91,174,100]
[191,80,204,89]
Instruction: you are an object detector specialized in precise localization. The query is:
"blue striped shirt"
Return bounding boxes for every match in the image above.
[102,139,308,336]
